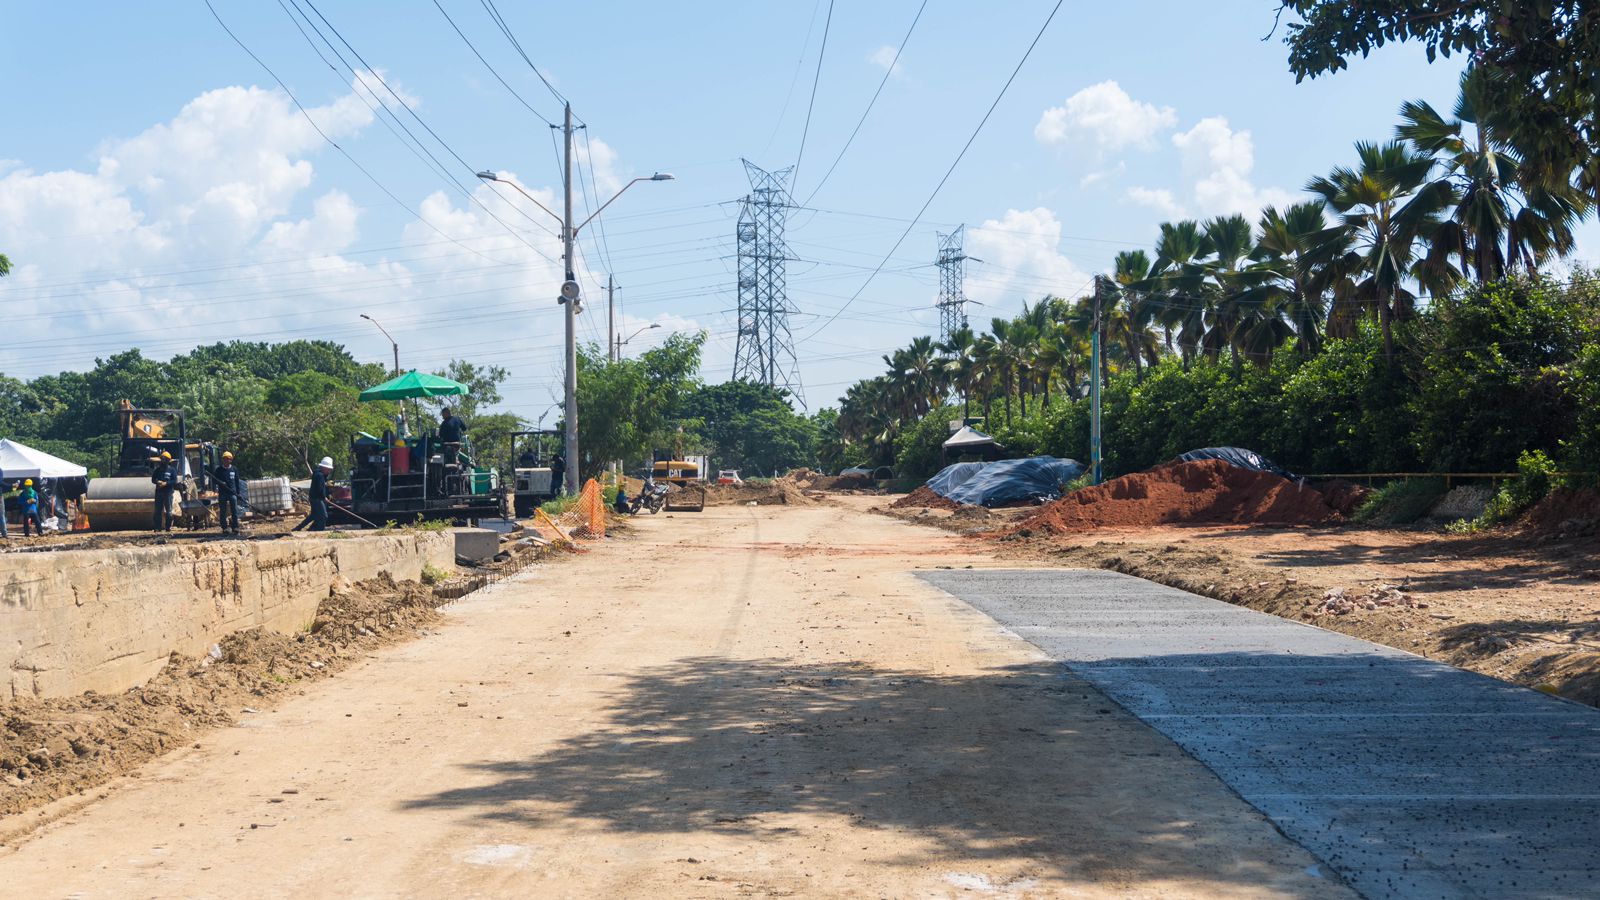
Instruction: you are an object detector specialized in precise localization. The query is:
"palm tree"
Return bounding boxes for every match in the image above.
[1398,68,1591,283]
[1109,250,1162,379]
[1193,214,1259,368]
[1142,220,1208,368]
[938,326,978,418]
[1306,140,1457,362]
[1246,201,1330,359]
[0,253,10,277]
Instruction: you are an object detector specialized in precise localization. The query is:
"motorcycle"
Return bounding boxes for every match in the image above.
[630,479,669,514]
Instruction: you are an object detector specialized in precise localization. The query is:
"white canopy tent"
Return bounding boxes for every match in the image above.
[0,439,88,480]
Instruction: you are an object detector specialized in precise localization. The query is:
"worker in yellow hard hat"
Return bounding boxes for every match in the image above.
[212,450,244,536]
[151,451,178,533]
[18,479,41,538]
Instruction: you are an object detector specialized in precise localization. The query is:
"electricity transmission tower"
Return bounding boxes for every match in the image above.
[936,226,971,342]
[733,159,805,407]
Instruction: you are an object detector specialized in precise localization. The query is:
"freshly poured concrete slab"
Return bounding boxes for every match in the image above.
[920,568,1600,899]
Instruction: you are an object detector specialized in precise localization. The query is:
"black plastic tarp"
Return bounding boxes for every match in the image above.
[926,456,1085,507]
[1174,447,1296,480]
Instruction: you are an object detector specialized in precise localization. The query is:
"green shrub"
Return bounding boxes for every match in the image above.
[540,494,580,517]
[1451,449,1558,532]
[1352,477,1448,525]
[420,563,450,585]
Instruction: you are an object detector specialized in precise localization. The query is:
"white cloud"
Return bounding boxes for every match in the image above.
[1034,81,1176,152]
[964,208,1092,306]
[1125,186,1186,219]
[1079,162,1126,188]
[868,45,904,78]
[1169,117,1294,216]
[0,76,583,396]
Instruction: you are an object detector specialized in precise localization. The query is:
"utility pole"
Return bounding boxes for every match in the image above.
[1090,276,1105,485]
[606,273,617,363]
[558,103,580,496]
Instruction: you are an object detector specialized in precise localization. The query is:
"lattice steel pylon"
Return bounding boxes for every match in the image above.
[733,159,805,407]
[936,226,970,342]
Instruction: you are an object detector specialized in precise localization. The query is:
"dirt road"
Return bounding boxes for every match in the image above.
[0,503,1342,897]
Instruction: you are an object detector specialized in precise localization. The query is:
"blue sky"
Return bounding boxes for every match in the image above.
[2,1,1595,413]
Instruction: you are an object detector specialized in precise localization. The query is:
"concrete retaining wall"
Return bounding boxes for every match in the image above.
[0,532,454,699]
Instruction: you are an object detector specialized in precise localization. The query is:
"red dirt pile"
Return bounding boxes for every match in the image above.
[891,485,960,511]
[1010,459,1336,533]
[1523,487,1600,536]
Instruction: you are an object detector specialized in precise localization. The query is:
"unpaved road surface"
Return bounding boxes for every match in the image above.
[0,504,1342,897]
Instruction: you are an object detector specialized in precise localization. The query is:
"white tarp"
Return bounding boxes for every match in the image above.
[941,425,998,450]
[0,439,89,480]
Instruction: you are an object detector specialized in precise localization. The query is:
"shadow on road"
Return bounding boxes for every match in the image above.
[402,657,1326,888]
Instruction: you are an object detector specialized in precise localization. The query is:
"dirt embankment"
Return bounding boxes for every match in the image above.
[0,574,447,818]
[702,477,821,507]
[891,485,960,511]
[1014,460,1336,532]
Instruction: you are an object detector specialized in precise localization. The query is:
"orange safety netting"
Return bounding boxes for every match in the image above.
[555,478,607,538]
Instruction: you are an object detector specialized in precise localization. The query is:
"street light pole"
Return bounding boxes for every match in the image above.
[476,131,675,497]
[616,323,661,358]
[607,273,616,363]
[360,313,405,434]
[560,103,580,495]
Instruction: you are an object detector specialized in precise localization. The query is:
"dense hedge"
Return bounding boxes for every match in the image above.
[895,274,1600,481]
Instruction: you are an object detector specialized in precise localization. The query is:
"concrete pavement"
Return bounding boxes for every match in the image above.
[920,568,1600,899]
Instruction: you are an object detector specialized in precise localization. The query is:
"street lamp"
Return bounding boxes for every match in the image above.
[360,313,406,434]
[476,107,674,496]
[615,322,661,359]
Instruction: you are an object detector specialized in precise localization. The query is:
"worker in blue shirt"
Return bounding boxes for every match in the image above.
[17,479,41,537]
[438,407,467,466]
[0,477,9,539]
[212,450,243,535]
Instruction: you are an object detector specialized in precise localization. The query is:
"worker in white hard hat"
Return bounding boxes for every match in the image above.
[295,456,335,532]
[150,451,178,533]
[212,450,244,536]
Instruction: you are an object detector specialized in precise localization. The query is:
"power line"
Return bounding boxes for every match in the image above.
[201,0,522,270]
[791,0,835,194]
[800,0,927,207]
[429,0,555,125]
[479,0,567,106]
[799,0,1066,342]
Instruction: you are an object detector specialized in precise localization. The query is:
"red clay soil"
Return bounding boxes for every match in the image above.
[891,485,961,511]
[1523,487,1600,536]
[1316,479,1371,518]
[1011,459,1337,533]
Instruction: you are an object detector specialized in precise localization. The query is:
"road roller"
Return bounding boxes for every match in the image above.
[82,402,220,531]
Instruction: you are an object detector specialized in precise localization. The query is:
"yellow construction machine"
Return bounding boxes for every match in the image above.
[82,401,221,530]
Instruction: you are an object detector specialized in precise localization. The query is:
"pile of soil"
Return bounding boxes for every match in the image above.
[1011,459,1337,533]
[1523,487,1600,536]
[702,480,818,507]
[0,574,445,817]
[786,468,876,492]
[1317,480,1371,518]
[891,485,960,511]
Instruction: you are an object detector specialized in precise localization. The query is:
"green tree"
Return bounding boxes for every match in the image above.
[679,380,815,476]
[575,331,704,477]
[1279,1,1599,197]
[1306,140,1456,361]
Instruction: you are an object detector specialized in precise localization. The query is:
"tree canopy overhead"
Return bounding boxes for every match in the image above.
[1279,1,1599,193]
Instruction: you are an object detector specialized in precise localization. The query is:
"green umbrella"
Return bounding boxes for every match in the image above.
[358,370,470,401]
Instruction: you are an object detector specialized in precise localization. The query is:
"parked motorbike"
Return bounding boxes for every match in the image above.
[630,479,669,514]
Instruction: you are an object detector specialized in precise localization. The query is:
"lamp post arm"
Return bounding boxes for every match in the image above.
[476,173,564,227]
[574,178,651,237]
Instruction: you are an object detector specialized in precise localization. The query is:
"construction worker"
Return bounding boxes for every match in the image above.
[151,451,178,532]
[0,477,9,540]
[438,406,467,466]
[294,456,334,532]
[550,452,566,497]
[212,451,243,535]
[18,479,41,538]
[612,483,630,515]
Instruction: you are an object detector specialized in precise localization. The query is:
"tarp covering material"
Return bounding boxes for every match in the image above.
[1175,447,1297,480]
[926,461,989,497]
[358,370,470,401]
[928,456,1085,508]
[942,425,997,450]
[0,439,88,480]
